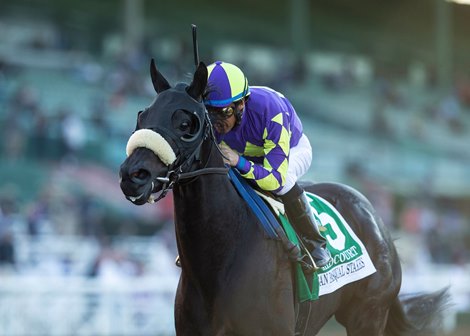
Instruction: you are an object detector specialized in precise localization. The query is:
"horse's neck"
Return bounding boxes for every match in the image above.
[173,139,235,227]
[172,139,253,276]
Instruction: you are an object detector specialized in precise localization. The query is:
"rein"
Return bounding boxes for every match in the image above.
[178,167,229,180]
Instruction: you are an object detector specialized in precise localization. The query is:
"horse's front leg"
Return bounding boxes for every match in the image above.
[174,276,211,336]
[218,249,296,336]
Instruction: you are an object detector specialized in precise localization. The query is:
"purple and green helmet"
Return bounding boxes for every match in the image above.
[204,61,250,107]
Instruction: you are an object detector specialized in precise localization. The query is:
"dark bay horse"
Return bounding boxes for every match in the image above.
[119,60,449,335]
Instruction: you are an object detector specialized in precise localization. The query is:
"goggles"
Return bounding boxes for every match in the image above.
[207,104,235,121]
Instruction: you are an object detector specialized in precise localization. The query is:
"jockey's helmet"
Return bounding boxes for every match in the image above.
[204,61,250,108]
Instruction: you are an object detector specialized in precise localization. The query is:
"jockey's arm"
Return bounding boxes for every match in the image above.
[233,116,291,192]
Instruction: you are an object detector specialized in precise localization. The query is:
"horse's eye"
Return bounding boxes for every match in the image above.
[180,121,190,131]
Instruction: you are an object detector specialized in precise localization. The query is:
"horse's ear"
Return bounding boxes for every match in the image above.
[150,58,171,93]
[187,62,207,101]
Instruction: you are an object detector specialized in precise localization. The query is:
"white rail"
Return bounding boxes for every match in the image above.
[0,276,178,336]
[1,267,468,336]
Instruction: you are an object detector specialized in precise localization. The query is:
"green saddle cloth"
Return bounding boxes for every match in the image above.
[279,192,376,302]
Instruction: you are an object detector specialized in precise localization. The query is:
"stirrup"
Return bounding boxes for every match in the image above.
[299,255,317,274]
[175,255,181,267]
[297,240,319,274]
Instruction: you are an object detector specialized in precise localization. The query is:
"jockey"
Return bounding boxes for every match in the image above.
[204,61,331,268]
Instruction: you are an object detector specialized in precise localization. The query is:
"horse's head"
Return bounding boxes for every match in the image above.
[119,59,208,205]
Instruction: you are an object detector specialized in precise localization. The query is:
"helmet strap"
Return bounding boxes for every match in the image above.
[235,99,245,125]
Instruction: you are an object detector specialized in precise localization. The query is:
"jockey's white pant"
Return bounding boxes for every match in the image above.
[276,134,312,196]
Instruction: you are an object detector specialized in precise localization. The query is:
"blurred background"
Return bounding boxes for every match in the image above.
[0,0,469,335]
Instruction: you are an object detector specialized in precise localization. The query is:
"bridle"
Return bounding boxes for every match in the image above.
[148,111,229,203]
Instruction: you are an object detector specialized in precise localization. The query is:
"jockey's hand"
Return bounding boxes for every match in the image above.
[219,143,239,167]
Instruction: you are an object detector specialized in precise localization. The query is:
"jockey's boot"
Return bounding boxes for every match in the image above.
[281,184,332,269]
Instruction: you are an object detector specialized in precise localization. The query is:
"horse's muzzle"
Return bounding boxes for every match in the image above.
[120,164,153,205]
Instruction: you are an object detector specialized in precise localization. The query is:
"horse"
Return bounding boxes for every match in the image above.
[119,59,449,335]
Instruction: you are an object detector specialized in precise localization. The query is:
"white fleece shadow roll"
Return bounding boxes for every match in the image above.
[126,129,176,166]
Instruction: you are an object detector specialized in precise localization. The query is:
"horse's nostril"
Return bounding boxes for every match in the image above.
[130,169,150,184]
